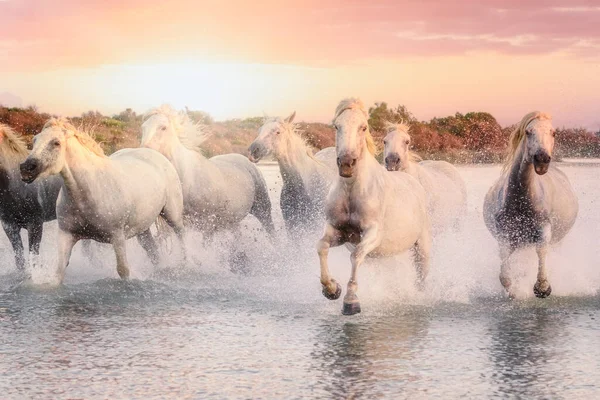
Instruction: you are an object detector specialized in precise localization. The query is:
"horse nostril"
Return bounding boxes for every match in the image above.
[351,159,357,166]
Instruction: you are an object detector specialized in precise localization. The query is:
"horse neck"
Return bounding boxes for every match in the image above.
[276,135,315,187]
[340,147,381,190]
[60,140,108,207]
[402,158,418,175]
[505,140,536,203]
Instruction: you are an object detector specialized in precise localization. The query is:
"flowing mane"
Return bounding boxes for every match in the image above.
[503,111,552,172]
[384,121,422,162]
[264,116,323,163]
[0,123,29,168]
[333,98,377,155]
[44,117,106,157]
[144,104,209,151]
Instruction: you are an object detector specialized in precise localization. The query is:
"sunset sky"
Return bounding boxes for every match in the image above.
[1,0,599,128]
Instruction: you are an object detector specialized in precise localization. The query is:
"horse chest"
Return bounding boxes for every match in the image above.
[496,197,548,245]
[327,196,365,242]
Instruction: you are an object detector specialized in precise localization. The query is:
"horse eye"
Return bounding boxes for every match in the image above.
[53,140,60,147]
[160,125,167,131]
[361,126,367,132]
[552,131,556,137]
[405,140,410,145]
[383,140,387,145]
[525,129,532,136]
[276,131,281,135]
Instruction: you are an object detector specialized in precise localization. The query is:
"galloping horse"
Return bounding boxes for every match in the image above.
[141,105,274,238]
[383,121,467,232]
[0,123,61,270]
[248,112,336,235]
[20,118,185,283]
[317,99,431,315]
[483,112,578,298]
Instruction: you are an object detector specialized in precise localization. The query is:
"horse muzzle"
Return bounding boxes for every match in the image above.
[533,152,551,175]
[337,155,357,178]
[20,158,41,183]
[384,154,401,171]
[247,143,266,163]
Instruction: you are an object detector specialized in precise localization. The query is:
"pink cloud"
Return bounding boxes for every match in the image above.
[0,0,599,71]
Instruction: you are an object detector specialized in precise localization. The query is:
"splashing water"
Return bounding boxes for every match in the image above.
[1,162,599,398]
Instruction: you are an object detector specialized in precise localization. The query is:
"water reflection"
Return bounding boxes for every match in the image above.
[310,310,429,398]
[489,306,569,398]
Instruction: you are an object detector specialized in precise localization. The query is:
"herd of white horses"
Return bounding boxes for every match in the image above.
[0,98,578,314]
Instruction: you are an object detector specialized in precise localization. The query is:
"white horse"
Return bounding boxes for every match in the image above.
[383,122,467,232]
[20,118,185,283]
[317,98,431,315]
[483,112,578,298]
[141,105,274,238]
[247,112,337,235]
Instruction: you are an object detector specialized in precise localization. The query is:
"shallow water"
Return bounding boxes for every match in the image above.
[1,163,599,399]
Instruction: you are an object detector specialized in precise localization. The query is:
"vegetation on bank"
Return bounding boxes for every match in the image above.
[1,103,599,163]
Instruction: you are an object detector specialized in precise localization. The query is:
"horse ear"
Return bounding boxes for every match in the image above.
[285,111,296,124]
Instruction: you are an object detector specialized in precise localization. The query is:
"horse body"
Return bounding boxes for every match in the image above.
[20,118,185,283]
[0,124,62,270]
[383,123,467,231]
[248,113,336,234]
[142,105,274,237]
[483,112,578,298]
[317,99,431,315]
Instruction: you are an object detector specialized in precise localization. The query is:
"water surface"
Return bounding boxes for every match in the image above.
[1,163,599,399]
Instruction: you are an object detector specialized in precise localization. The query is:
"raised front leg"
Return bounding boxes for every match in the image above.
[317,223,344,300]
[2,221,24,271]
[343,224,381,316]
[112,233,130,280]
[533,224,552,298]
[56,229,78,284]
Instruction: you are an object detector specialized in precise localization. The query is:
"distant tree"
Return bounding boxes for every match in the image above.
[368,102,416,133]
[113,108,137,123]
[185,107,214,125]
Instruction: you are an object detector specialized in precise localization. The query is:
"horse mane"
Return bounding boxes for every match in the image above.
[0,123,29,168]
[384,120,422,162]
[144,104,209,151]
[264,116,322,164]
[503,111,552,172]
[333,98,377,156]
[44,117,106,157]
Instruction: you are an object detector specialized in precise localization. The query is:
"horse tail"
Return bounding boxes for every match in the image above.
[247,163,275,237]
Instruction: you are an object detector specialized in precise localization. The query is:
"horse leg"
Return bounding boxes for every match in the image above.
[27,221,43,268]
[499,243,515,297]
[413,228,432,289]
[343,225,381,315]
[317,223,344,300]
[56,229,77,284]
[533,224,552,298]
[249,168,275,237]
[137,229,160,266]
[2,221,24,271]
[112,233,130,280]
[160,206,187,263]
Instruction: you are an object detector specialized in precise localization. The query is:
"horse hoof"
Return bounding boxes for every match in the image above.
[534,282,552,298]
[322,280,342,300]
[342,301,361,316]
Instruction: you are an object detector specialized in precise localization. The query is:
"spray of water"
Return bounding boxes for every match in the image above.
[1,163,598,310]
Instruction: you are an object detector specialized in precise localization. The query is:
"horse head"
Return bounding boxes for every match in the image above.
[248,112,296,163]
[20,118,71,183]
[383,122,412,172]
